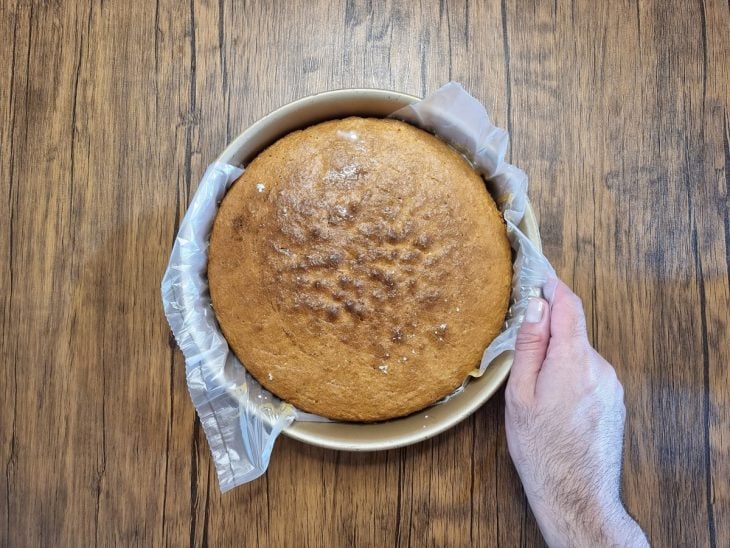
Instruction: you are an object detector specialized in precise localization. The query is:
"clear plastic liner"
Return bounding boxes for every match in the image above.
[161,82,556,492]
[161,163,297,491]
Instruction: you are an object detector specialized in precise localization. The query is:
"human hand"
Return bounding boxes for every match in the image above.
[505,281,648,547]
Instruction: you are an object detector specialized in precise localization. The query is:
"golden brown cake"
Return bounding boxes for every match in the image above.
[208,117,511,422]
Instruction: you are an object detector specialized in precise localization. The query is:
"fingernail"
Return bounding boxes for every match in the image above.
[525,298,545,323]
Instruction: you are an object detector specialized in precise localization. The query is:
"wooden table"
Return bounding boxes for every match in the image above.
[2,1,728,546]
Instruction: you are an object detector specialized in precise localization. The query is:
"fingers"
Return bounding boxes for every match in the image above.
[542,277,558,303]
[508,297,551,401]
[548,280,588,342]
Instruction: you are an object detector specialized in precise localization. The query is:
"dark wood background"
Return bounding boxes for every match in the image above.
[1,0,728,546]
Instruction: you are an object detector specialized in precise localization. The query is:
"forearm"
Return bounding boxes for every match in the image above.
[533,500,649,548]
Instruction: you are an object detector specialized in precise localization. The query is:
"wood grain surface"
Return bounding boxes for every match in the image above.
[1,0,728,546]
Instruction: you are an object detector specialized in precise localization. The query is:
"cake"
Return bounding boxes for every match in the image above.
[208,117,512,422]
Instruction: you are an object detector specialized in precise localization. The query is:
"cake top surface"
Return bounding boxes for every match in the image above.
[208,117,511,421]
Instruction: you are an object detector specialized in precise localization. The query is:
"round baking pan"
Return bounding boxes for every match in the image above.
[216,89,542,451]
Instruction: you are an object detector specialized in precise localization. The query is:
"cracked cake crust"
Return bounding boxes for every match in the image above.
[209,117,511,422]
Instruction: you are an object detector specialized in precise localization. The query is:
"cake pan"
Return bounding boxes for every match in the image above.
[216,89,542,451]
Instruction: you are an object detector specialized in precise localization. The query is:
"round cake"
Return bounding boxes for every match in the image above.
[209,117,511,422]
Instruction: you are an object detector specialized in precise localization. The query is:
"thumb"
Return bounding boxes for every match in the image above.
[508,297,551,400]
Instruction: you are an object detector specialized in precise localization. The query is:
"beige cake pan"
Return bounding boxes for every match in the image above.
[216,89,542,451]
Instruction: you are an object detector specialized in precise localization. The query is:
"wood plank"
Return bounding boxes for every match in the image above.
[0,1,20,546]
[700,2,730,546]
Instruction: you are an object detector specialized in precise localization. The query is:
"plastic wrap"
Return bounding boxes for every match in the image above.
[161,82,556,492]
[161,163,297,491]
